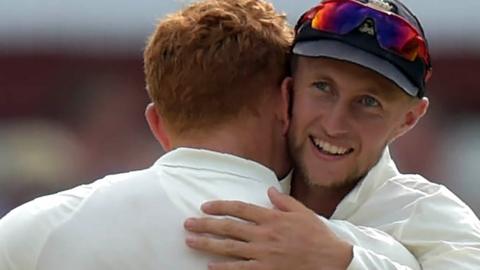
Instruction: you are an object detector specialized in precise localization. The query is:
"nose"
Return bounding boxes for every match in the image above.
[320,102,351,137]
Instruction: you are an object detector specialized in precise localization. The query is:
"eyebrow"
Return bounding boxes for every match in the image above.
[364,85,401,102]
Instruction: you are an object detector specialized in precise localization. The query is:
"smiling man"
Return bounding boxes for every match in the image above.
[184,0,480,269]
[287,0,430,217]
[287,55,428,217]
[0,0,425,269]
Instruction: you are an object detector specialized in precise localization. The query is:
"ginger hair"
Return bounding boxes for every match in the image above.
[144,0,293,134]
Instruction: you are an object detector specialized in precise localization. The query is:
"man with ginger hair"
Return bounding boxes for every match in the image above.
[0,1,288,269]
[0,0,421,269]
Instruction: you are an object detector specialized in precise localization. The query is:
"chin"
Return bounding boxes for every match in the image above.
[311,167,365,188]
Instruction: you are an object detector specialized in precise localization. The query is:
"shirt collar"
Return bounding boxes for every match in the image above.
[280,172,293,194]
[154,147,284,189]
[332,147,401,219]
[279,147,401,218]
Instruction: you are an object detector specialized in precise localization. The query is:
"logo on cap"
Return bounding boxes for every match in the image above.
[358,19,375,36]
[366,0,393,12]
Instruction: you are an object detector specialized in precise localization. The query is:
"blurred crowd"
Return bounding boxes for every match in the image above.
[0,53,162,217]
[1,50,479,218]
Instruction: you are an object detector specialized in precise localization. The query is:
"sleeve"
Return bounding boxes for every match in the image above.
[0,192,77,270]
[394,186,480,269]
[318,216,420,270]
[348,246,417,270]
[0,204,46,270]
[0,183,94,270]
[344,177,480,269]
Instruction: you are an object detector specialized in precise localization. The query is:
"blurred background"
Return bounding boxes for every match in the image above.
[1,0,479,218]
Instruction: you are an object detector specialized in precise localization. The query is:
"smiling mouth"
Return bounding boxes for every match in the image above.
[310,136,354,156]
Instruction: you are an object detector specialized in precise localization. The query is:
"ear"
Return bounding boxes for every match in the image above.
[145,103,172,151]
[391,97,429,141]
[280,77,294,136]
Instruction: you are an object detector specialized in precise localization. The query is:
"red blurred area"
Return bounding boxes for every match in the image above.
[0,51,479,217]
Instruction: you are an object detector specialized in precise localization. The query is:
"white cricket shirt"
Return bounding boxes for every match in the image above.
[283,148,480,269]
[0,148,419,270]
[0,148,284,270]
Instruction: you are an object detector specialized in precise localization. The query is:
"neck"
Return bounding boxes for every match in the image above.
[291,171,357,218]
[171,117,291,179]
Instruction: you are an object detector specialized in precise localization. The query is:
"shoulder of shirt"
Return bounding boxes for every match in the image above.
[386,173,443,195]
[385,173,479,220]
[384,173,471,205]
[0,167,154,269]
[2,167,156,222]
[385,174,480,260]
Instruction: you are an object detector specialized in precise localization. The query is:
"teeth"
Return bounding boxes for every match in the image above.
[312,138,350,155]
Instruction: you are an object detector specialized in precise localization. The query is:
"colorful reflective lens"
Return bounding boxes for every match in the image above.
[298,0,430,69]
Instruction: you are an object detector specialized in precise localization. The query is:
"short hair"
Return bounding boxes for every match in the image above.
[144,0,293,134]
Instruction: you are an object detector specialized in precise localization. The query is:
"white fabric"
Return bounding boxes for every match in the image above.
[0,148,419,270]
[285,148,480,269]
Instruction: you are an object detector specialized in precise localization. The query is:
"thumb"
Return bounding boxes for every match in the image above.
[268,187,310,213]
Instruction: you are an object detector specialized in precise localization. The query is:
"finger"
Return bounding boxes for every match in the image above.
[208,260,259,270]
[184,217,258,241]
[267,187,311,213]
[201,200,275,224]
[186,234,258,260]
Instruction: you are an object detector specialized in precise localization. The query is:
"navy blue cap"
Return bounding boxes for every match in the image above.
[292,0,432,97]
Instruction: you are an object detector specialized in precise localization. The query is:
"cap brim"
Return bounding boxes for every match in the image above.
[292,40,418,96]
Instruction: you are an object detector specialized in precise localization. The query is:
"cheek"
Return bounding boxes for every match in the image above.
[361,133,387,156]
[355,119,396,158]
[287,100,317,153]
[287,113,305,149]
[291,90,326,126]
[289,94,310,133]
